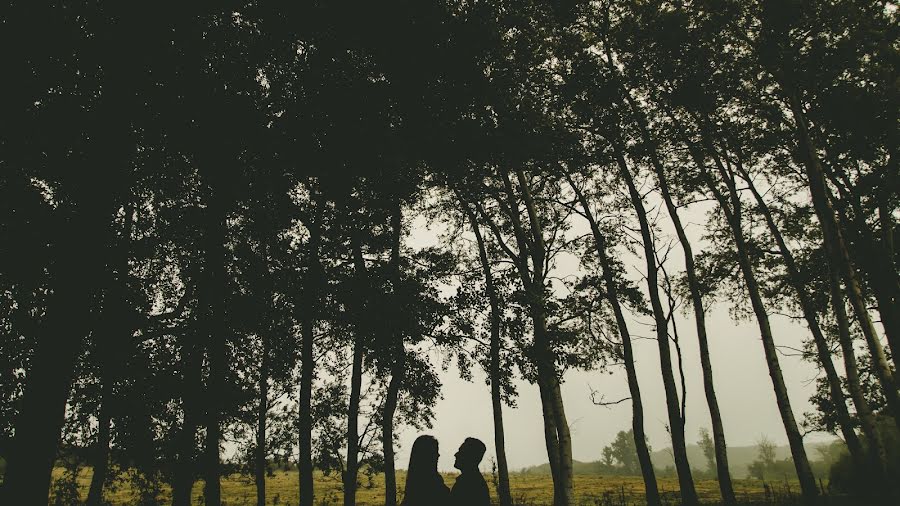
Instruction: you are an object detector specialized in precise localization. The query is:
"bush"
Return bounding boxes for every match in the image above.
[828,416,900,499]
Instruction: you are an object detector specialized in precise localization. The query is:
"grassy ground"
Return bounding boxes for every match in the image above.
[49,467,822,506]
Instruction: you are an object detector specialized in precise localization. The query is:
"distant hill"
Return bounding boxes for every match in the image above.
[519,441,836,479]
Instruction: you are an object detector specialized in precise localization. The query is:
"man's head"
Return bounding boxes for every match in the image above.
[453,437,486,471]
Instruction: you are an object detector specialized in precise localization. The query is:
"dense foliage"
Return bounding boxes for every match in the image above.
[1,1,897,505]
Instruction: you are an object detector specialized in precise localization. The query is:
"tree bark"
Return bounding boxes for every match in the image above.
[611,142,699,506]
[565,175,661,506]
[464,202,513,506]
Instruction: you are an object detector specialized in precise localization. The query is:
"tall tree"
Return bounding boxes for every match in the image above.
[688,120,819,504]
[565,174,661,506]
[459,194,514,506]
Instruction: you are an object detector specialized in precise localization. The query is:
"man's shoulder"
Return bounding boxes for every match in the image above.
[451,471,489,494]
[451,470,490,505]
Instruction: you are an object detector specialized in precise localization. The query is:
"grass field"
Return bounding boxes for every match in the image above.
[48,467,817,505]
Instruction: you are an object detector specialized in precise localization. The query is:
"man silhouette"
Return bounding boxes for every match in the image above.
[450,438,490,506]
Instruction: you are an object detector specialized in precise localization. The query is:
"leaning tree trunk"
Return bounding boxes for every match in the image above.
[834,187,900,372]
[344,340,364,506]
[817,142,900,373]
[639,140,736,503]
[345,235,369,506]
[693,128,819,505]
[828,265,891,486]
[785,91,900,428]
[628,99,738,503]
[479,173,566,502]
[464,202,513,506]
[382,201,405,506]
[735,162,865,464]
[611,141,699,506]
[565,175,661,506]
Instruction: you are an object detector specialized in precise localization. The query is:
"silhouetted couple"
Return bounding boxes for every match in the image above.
[401,435,490,506]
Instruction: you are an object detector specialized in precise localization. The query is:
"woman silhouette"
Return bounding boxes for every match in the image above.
[401,435,449,506]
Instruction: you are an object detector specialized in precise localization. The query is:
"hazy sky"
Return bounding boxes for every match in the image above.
[396,197,834,472]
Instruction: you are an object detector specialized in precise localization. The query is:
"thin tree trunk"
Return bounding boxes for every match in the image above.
[382,371,401,506]
[344,342,364,506]
[172,339,203,506]
[382,201,404,506]
[565,175,661,506]
[513,170,575,506]
[464,202,513,506]
[600,33,706,503]
[734,162,865,463]
[255,337,269,506]
[298,189,321,506]
[713,184,818,504]
[611,141,699,506]
[785,91,900,428]
[531,309,572,506]
[839,195,900,372]
[815,143,900,372]
[255,234,278,506]
[475,170,572,506]
[298,314,315,506]
[381,199,406,506]
[627,99,738,504]
[203,176,227,506]
[690,123,819,504]
[481,174,566,502]
[86,378,113,506]
[828,266,891,485]
[345,235,368,506]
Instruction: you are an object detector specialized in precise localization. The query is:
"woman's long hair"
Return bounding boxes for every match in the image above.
[402,435,442,506]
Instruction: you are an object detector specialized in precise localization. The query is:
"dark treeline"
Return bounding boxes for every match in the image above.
[0,1,897,506]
